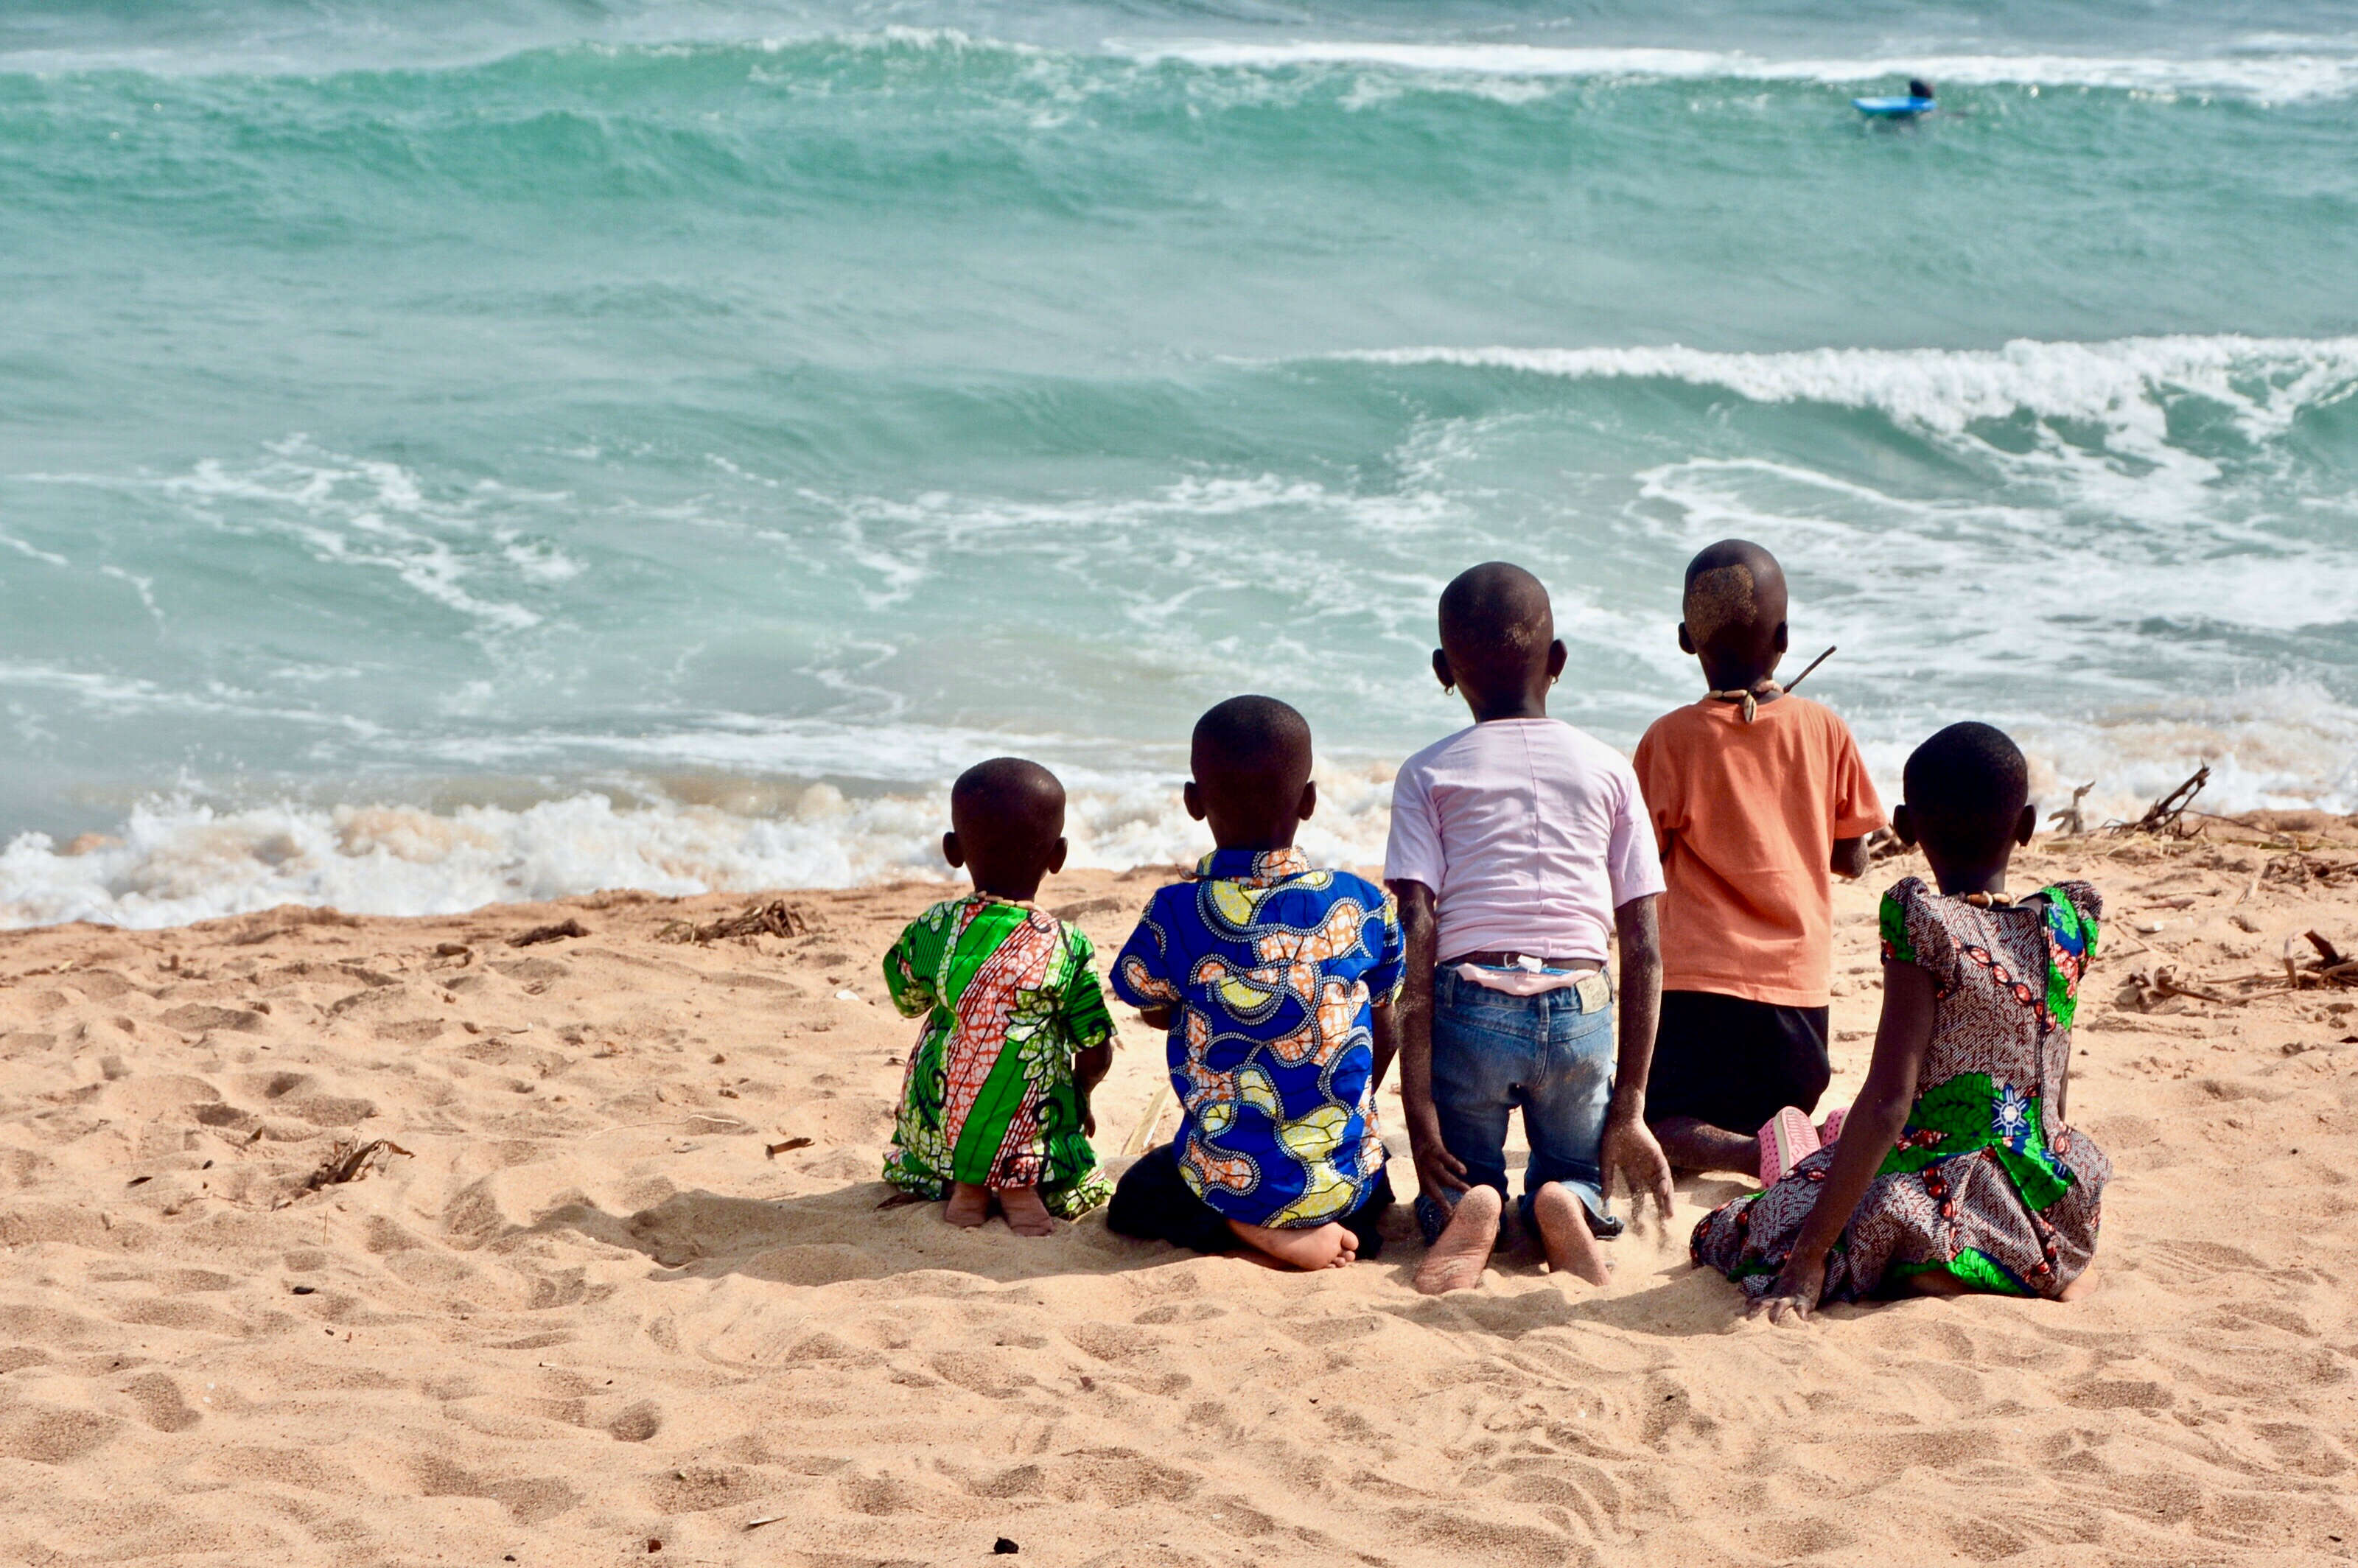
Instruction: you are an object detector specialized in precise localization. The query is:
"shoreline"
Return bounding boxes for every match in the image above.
[3,826,2356,1561]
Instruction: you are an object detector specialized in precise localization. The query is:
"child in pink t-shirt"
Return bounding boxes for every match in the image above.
[1385,562,1676,1295]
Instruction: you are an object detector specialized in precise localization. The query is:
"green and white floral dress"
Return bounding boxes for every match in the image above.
[1692,877,2110,1301]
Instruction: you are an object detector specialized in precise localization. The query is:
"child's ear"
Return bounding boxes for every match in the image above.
[1297,780,1318,823]
[941,830,965,869]
[2015,802,2038,847]
[1546,639,1568,681]
[1046,836,1069,876]
[1430,648,1454,693]
[1182,780,1207,823]
[1774,620,1789,654]
[1676,622,1695,656]
[1891,805,1918,848]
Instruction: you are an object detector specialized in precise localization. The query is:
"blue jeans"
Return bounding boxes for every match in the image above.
[1416,965,1617,1244]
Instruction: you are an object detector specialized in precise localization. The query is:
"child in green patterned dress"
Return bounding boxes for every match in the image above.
[881,757,1115,1235]
[1690,723,2110,1320]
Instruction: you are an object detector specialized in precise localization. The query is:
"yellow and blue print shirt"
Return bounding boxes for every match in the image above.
[1110,847,1405,1228]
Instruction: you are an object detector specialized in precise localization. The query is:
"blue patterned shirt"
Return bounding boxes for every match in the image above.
[1109,847,1406,1228]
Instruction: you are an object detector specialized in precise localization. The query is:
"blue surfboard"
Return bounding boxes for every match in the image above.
[1853,95,1935,117]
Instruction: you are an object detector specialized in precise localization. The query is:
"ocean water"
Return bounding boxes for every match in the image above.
[3,0,2355,927]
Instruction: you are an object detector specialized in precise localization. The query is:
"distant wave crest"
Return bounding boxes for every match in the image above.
[1126,41,2358,103]
[1328,334,2358,451]
[10,26,2357,104]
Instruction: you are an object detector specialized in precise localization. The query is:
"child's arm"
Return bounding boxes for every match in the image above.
[1388,878,1468,1201]
[1752,959,1937,1324]
[1831,836,1872,880]
[1057,934,1119,1139]
[1074,1040,1113,1138]
[881,917,941,1019]
[1600,894,1675,1227]
[1106,899,1178,1035]
[1368,998,1399,1089]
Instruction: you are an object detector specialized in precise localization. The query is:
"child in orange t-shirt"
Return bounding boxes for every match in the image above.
[1632,540,1885,1178]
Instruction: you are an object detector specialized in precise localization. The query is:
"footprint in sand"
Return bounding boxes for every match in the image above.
[123,1371,201,1432]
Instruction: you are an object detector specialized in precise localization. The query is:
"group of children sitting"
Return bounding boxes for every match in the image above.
[879,542,2108,1317]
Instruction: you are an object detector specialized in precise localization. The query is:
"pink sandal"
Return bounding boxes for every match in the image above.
[1818,1107,1847,1145]
[1758,1106,1821,1185]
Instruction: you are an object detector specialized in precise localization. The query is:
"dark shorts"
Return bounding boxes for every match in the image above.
[1644,990,1832,1137]
[1106,1143,1393,1260]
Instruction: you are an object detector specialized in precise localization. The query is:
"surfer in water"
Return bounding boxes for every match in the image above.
[1908,77,1934,102]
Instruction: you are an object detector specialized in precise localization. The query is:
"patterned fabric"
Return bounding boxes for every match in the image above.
[1693,876,2110,1301]
[881,895,1113,1217]
[1109,847,1407,1229]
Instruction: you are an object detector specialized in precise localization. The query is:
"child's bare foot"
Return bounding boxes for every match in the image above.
[2057,1264,2099,1302]
[997,1185,1055,1237]
[1228,1219,1357,1270]
[1413,1185,1502,1295]
[944,1181,990,1229]
[1532,1183,1612,1287]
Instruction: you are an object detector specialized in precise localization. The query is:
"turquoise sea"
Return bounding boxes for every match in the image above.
[3,1,2355,925]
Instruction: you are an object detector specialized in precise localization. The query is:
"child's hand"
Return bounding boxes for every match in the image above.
[1600,1116,1676,1231]
[1750,1253,1827,1325]
[1405,1113,1471,1201]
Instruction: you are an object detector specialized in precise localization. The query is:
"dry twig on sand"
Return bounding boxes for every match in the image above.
[655,899,812,945]
[2265,852,2358,889]
[287,1138,413,1202]
[508,919,590,948]
[2107,766,2210,838]
[2048,781,2096,837]
[2278,930,2358,990]
[2122,967,2242,1011]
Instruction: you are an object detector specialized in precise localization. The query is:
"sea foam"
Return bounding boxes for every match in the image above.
[1127,41,2358,104]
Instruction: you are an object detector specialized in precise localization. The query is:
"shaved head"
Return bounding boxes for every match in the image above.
[1191,695,1312,797]
[945,757,1067,899]
[1904,723,2029,836]
[1677,539,1791,693]
[1438,562,1556,692]
[1682,540,1787,651]
[1186,696,1315,851]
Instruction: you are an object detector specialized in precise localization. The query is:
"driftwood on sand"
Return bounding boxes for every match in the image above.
[655,899,814,945]
[2109,766,2210,838]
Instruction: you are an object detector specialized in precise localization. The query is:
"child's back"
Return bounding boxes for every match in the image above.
[881,758,1113,1233]
[1635,693,1880,1006]
[1634,541,1883,1177]
[1693,722,2109,1318]
[1106,695,1407,1273]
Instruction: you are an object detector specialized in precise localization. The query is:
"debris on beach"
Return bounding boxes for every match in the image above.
[288,1138,413,1200]
[654,899,812,945]
[2047,781,2096,837]
[508,919,591,947]
[2283,929,2358,990]
[2110,766,2210,838]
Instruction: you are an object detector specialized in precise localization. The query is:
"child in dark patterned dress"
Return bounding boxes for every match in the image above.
[1691,722,2110,1320]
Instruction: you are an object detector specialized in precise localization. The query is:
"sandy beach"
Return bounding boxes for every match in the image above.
[1,822,2354,1567]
